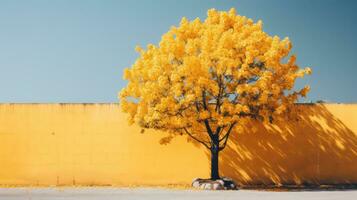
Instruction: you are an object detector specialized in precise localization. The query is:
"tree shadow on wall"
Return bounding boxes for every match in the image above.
[219,104,357,188]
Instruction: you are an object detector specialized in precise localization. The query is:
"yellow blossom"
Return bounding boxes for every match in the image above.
[119,8,312,157]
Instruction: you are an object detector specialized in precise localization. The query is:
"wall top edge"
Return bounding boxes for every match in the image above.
[0,103,356,105]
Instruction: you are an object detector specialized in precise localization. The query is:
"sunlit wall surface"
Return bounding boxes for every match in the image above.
[0,104,356,186]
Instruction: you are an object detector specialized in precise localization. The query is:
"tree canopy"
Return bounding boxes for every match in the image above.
[119,8,311,151]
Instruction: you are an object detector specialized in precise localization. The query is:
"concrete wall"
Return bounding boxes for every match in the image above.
[0,103,356,186]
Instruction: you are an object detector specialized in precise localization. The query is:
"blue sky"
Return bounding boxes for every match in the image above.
[0,0,356,103]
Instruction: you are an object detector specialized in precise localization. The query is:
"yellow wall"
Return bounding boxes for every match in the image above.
[0,103,356,186]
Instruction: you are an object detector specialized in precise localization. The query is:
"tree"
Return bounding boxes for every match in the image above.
[119,8,311,180]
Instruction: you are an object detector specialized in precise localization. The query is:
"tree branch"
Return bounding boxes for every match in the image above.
[215,126,222,136]
[202,90,208,110]
[215,75,222,113]
[183,127,211,149]
[219,122,237,151]
[201,89,215,140]
[204,119,214,139]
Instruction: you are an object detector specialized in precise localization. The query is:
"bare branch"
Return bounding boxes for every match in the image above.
[215,75,222,113]
[202,90,208,110]
[204,119,214,139]
[200,89,215,140]
[183,127,211,149]
[219,122,237,151]
[215,126,222,136]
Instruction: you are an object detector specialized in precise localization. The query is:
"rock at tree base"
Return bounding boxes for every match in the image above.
[192,177,237,190]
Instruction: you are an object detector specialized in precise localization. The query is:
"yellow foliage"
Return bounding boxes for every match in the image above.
[119,8,311,146]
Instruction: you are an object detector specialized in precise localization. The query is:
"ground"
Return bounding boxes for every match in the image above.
[0,187,356,200]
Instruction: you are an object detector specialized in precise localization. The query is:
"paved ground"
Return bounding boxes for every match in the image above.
[0,187,356,200]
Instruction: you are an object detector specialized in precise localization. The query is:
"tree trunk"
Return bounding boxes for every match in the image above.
[210,147,220,180]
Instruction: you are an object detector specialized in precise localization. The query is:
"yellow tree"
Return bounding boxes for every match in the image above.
[120,8,311,180]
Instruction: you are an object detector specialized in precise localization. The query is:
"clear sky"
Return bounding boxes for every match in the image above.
[0,0,356,103]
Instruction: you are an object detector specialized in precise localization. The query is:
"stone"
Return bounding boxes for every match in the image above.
[204,183,212,190]
[213,183,223,190]
[221,177,233,182]
[192,180,200,188]
[191,177,238,190]
[216,180,224,185]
